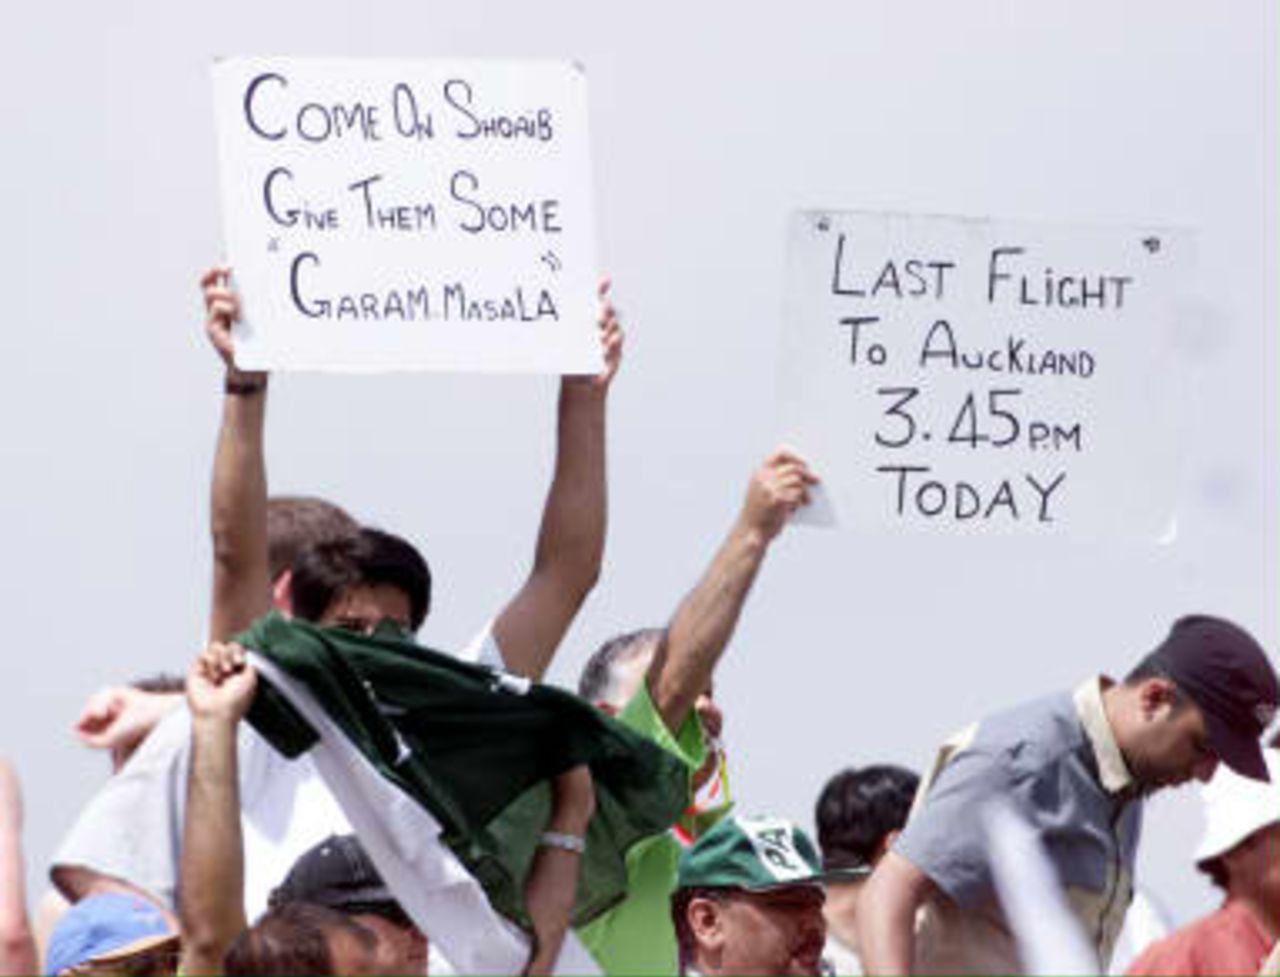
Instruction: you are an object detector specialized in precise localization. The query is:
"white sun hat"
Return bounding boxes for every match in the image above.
[1194,748,1280,865]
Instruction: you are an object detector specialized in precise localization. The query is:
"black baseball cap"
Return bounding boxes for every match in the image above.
[1147,615,1279,782]
[269,834,395,911]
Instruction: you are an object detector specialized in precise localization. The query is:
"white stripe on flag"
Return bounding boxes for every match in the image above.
[250,653,600,975]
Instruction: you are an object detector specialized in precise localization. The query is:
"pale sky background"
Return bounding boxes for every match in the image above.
[1,0,1275,947]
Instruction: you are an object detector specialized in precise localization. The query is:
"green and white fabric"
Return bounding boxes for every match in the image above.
[239,612,689,973]
[677,815,825,892]
[576,682,728,976]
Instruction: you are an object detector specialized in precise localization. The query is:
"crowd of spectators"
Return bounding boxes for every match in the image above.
[0,267,1277,976]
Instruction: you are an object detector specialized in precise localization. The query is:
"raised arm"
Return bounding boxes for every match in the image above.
[646,449,817,733]
[491,280,623,679]
[857,850,935,975]
[522,765,596,975]
[75,685,184,773]
[202,267,273,643]
[178,642,257,977]
[0,758,38,977]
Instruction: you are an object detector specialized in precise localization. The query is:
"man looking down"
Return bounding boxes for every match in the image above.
[858,614,1280,975]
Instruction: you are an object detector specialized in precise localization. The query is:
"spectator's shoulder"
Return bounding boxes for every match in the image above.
[972,690,1083,779]
[115,705,194,775]
[1123,912,1219,976]
[617,682,707,772]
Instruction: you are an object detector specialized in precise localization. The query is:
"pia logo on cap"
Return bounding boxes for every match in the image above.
[740,816,809,883]
[1255,702,1277,728]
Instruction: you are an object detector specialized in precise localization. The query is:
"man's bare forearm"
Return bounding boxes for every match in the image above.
[208,386,271,642]
[646,450,814,734]
[493,380,607,680]
[522,767,594,975]
[490,285,620,680]
[858,852,928,975]
[522,839,582,974]
[178,717,247,975]
[857,893,915,974]
[648,518,769,733]
[535,380,607,589]
[0,762,37,977]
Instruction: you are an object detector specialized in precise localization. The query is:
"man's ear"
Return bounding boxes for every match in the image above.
[688,896,724,952]
[272,570,294,615]
[1139,677,1179,719]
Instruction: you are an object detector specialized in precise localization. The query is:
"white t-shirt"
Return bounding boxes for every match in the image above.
[821,933,864,976]
[52,622,507,919]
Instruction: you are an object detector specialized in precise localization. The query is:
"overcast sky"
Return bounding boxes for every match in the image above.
[1,0,1274,938]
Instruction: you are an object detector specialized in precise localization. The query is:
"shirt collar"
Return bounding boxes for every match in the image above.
[1073,676,1134,794]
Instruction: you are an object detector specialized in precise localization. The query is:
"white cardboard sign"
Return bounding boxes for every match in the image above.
[779,211,1192,539]
[211,58,600,373]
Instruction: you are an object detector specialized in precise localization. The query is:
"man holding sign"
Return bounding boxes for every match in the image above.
[203,263,622,677]
[49,265,623,975]
[573,447,818,975]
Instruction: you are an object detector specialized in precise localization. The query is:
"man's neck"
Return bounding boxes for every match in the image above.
[1096,678,1141,795]
[823,880,865,949]
[1098,677,1124,742]
[1231,891,1280,943]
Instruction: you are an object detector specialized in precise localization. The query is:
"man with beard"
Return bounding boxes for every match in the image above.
[858,615,1279,975]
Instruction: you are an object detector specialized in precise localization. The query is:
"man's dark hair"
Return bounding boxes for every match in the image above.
[815,765,920,872]
[267,496,359,581]
[577,628,665,702]
[1122,656,1199,716]
[129,673,186,696]
[290,528,431,631]
[224,903,374,977]
[1124,654,1168,686]
[60,941,180,976]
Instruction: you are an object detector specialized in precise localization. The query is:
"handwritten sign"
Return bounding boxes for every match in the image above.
[778,211,1192,538]
[211,58,599,373]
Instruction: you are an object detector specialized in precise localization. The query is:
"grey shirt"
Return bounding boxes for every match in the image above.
[895,678,1141,973]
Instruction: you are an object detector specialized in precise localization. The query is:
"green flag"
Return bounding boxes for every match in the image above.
[240,611,688,931]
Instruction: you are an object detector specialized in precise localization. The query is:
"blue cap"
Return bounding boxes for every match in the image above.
[45,893,176,975]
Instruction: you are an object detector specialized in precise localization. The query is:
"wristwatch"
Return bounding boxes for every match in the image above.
[538,831,586,854]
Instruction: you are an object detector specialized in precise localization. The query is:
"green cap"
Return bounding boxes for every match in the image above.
[677,815,827,892]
